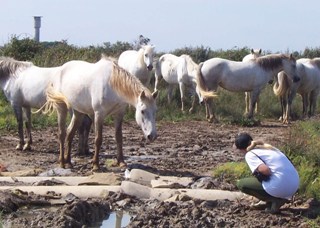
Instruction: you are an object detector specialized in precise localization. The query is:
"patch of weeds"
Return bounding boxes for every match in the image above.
[212,162,251,184]
[229,117,261,127]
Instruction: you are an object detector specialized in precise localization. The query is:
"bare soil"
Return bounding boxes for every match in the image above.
[0,119,319,227]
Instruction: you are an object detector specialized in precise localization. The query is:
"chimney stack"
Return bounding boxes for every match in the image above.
[34,16,42,42]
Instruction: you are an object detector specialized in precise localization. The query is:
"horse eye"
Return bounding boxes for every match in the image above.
[141,110,145,115]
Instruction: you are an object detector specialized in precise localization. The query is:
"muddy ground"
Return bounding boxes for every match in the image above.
[0,119,319,227]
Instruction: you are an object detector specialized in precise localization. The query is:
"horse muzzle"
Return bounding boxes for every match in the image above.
[147,133,157,142]
[147,65,153,71]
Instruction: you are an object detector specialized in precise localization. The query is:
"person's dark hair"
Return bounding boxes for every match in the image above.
[235,133,253,150]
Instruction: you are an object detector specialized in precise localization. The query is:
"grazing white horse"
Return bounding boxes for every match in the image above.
[273,58,320,123]
[0,57,90,152]
[40,57,158,170]
[242,49,263,114]
[196,54,300,122]
[118,45,155,86]
[154,54,203,112]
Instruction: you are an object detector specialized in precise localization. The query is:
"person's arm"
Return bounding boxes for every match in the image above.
[256,163,271,176]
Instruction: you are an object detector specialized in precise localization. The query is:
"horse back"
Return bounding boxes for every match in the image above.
[56,60,116,114]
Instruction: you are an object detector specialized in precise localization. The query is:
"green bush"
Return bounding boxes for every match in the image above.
[212,162,251,184]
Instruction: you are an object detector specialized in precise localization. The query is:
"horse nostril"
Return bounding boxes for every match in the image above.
[294,77,300,83]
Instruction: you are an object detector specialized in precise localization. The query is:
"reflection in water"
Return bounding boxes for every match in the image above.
[100,211,131,228]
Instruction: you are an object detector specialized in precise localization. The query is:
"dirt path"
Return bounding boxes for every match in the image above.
[0,119,318,227]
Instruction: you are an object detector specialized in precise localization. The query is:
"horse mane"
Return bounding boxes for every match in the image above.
[109,60,153,104]
[309,58,320,70]
[0,57,33,78]
[254,54,293,71]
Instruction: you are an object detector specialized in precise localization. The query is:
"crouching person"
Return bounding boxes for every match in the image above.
[233,132,299,214]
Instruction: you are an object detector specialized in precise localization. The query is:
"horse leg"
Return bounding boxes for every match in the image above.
[279,96,284,122]
[92,115,104,171]
[114,114,126,167]
[13,105,24,150]
[255,96,259,113]
[302,93,308,118]
[286,89,297,123]
[154,72,161,93]
[179,82,186,112]
[22,107,32,151]
[189,86,197,113]
[283,94,290,124]
[167,85,174,104]
[245,92,250,115]
[57,107,68,168]
[65,111,84,168]
[77,115,92,156]
[247,91,259,119]
[206,98,216,123]
[309,91,318,116]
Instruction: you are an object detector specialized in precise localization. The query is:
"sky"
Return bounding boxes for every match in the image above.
[1,0,320,53]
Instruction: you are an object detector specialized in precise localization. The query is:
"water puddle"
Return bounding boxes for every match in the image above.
[93,210,132,228]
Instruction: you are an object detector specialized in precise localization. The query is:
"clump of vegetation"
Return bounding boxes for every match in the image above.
[212,162,251,184]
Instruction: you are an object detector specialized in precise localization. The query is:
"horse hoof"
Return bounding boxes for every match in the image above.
[188,108,194,113]
[16,144,23,150]
[65,163,73,169]
[22,144,31,151]
[92,164,100,171]
[119,162,127,168]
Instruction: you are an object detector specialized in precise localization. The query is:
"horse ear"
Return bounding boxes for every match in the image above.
[139,91,146,100]
[152,90,158,99]
[289,53,295,60]
[259,49,262,54]
[251,49,254,54]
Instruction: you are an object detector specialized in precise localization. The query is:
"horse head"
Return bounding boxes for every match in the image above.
[135,90,158,141]
[141,45,155,71]
[283,54,300,83]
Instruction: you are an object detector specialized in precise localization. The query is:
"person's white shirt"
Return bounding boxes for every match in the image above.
[245,148,299,199]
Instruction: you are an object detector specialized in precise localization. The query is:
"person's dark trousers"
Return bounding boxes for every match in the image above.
[236,177,275,202]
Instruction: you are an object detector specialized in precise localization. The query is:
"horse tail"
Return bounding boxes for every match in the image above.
[36,84,70,115]
[154,57,162,80]
[196,62,217,99]
[273,71,290,97]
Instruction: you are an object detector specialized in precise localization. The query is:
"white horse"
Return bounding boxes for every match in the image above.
[273,58,320,123]
[154,54,203,113]
[242,49,263,114]
[40,57,158,170]
[196,54,300,122]
[118,45,155,86]
[0,57,90,152]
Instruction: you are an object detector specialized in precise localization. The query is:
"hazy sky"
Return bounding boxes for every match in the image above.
[1,0,320,53]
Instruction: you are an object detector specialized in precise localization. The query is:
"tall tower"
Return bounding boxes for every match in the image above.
[34,16,42,42]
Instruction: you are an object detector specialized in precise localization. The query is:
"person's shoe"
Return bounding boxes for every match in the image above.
[265,198,289,214]
[250,201,272,210]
